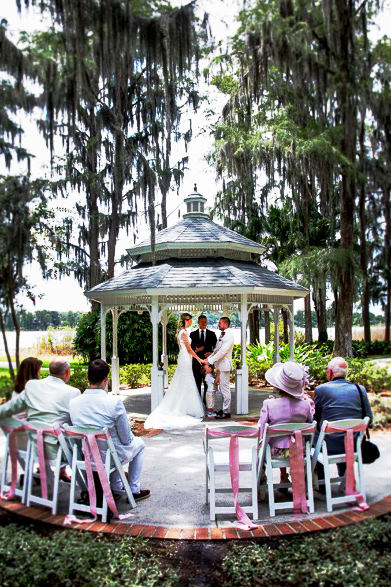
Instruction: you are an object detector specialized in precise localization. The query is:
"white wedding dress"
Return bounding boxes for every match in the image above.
[144,329,205,430]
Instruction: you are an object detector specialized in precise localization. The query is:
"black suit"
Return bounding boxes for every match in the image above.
[190,328,217,399]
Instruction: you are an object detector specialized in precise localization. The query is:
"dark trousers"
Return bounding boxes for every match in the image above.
[316,462,347,480]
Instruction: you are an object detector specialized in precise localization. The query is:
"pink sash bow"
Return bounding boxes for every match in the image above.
[266,425,315,515]
[63,430,133,525]
[23,422,63,502]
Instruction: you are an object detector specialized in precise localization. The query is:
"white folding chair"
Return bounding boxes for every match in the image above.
[0,417,31,503]
[258,422,316,517]
[311,417,369,512]
[24,421,72,515]
[204,424,260,521]
[64,426,137,524]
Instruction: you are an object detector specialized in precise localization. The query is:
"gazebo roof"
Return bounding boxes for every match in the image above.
[127,216,264,263]
[86,187,307,308]
[86,257,307,304]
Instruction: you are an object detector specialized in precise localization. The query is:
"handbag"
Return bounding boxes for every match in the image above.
[355,383,380,464]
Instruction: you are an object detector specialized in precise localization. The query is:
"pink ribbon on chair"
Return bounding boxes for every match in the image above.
[207,426,259,531]
[0,424,23,500]
[23,423,63,502]
[63,430,133,525]
[267,425,315,515]
[324,422,369,510]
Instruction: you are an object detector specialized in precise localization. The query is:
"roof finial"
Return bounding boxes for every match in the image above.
[194,183,197,192]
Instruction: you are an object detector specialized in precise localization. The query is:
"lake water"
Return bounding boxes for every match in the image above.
[0,330,75,356]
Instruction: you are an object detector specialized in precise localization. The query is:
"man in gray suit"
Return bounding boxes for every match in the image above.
[314,356,373,478]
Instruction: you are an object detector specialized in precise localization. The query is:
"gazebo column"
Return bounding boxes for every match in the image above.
[150,296,164,410]
[273,305,280,363]
[236,293,248,414]
[288,305,295,360]
[111,307,120,394]
[100,304,107,361]
[161,310,169,388]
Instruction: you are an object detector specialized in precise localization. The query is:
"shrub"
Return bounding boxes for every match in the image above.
[68,367,89,392]
[0,524,178,587]
[168,364,176,383]
[222,516,391,587]
[352,340,391,358]
[120,364,150,388]
[371,395,391,429]
[347,359,391,393]
[73,310,179,364]
[0,375,13,401]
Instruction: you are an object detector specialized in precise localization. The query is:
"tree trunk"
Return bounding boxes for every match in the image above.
[358,107,371,342]
[333,0,356,358]
[9,296,20,370]
[282,308,289,344]
[384,187,391,341]
[0,309,15,382]
[312,278,328,342]
[107,128,124,279]
[249,309,260,344]
[88,107,100,313]
[264,309,270,344]
[304,293,313,344]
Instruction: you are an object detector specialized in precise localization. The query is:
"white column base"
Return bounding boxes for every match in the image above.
[235,365,249,414]
[151,365,164,411]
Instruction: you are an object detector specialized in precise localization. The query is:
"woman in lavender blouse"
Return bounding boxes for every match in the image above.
[259,361,314,492]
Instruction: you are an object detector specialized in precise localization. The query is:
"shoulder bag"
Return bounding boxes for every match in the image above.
[355,383,380,464]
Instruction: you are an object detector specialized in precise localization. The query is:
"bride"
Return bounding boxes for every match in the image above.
[144,313,205,430]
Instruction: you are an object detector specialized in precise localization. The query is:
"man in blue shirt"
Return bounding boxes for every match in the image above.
[314,356,373,479]
[69,359,150,501]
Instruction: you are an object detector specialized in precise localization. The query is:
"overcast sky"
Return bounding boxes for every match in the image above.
[2,0,390,314]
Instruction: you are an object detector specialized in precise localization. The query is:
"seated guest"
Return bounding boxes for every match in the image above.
[69,359,150,502]
[259,361,313,491]
[12,357,43,401]
[0,359,80,426]
[314,356,373,479]
[0,360,80,478]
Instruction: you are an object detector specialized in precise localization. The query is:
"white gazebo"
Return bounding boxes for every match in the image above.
[85,186,307,414]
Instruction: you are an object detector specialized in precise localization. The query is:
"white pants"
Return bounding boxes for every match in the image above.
[219,370,231,413]
[110,439,145,494]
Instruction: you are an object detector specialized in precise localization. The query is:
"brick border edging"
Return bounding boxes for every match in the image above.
[1,495,391,540]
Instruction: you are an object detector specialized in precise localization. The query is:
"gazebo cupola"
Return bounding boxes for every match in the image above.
[183,184,208,218]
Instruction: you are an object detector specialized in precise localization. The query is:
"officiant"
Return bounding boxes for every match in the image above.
[190,315,217,402]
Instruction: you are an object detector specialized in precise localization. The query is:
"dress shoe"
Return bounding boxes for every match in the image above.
[131,489,151,502]
[215,412,231,419]
[214,410,223,417]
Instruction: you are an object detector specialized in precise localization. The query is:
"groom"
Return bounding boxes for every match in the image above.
[190,315,217,401]
[202,317,235,419]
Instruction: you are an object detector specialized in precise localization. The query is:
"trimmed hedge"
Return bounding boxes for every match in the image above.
[0,525,177,587]
[222,516,391,587]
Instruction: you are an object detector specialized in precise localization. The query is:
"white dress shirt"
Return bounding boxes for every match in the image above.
[0,375,80,426]
[69,388,144,464]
